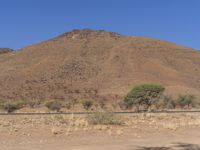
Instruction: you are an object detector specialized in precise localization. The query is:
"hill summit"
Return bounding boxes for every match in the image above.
[58,29,121,39]
[0,29,199,102]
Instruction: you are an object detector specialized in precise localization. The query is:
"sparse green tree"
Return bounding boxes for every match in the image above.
[124,84,165,111]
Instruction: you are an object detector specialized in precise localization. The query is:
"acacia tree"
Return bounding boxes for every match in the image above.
[124,84,165,111]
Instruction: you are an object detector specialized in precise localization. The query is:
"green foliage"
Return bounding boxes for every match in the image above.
[45,100,62,112]
[87,112,123,125]
[124,84,165,110]
[82,100,93,110]
[177,94,197,108]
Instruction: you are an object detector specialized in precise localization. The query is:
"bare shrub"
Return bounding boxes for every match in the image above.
[27,99,41,108]
[155,95,176,110]
[45,100,62,112]
[71,98,78,108]
[82,100,93,110]
[118,101,129,110]
[65,102,72,110]
[94,103,99,109]
[98,101,106,109]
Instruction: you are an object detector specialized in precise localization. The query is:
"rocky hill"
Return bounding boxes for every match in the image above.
[0,29,199,102]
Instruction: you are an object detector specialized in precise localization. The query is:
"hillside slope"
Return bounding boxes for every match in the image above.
[0,29,199,102]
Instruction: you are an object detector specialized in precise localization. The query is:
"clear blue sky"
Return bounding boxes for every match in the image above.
[0,0,200,50]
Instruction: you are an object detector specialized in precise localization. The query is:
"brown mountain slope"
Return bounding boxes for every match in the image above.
[0,29,200,102]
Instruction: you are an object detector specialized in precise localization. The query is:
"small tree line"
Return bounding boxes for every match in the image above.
[122,84,198,111]
[0,84,199,113]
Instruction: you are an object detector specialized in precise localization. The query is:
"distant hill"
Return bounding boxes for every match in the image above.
[0,29,199,102]
[0,48,13,55]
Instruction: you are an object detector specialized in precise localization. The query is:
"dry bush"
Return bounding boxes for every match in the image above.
[65,102,72,110]
[82,100,93,110]
[71,98,78,108]
[87,112,123,125]
[176,94,197,109]
[45,100,62,112]
[26,99,41,108]
[155,95,176,110]
[0,100,25,113]
[118,101,133,110]
[94,103,99,109]
[0,99,5,108]
[99,101,106,109]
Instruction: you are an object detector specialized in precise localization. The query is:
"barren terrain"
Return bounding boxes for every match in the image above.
[1,113,200,150]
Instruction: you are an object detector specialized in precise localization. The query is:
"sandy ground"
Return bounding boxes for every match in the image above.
[0,113,200,150]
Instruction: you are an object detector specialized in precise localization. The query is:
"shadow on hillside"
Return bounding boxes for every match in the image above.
[136,143,200,150]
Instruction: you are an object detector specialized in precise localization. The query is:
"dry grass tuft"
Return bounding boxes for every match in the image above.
[87,112,123,125]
